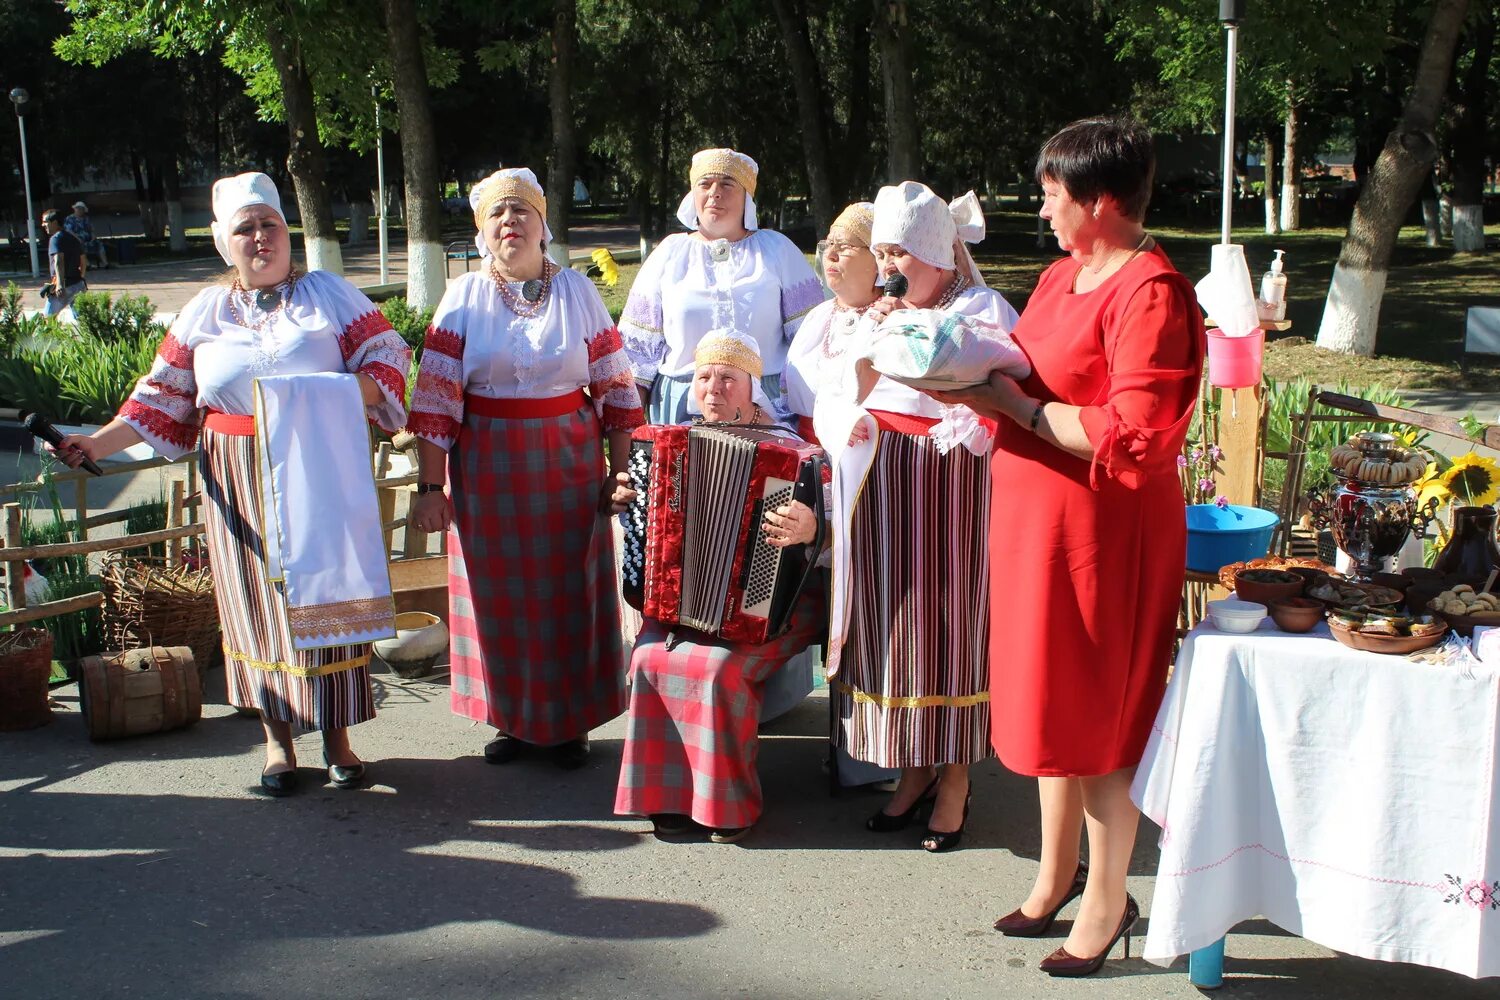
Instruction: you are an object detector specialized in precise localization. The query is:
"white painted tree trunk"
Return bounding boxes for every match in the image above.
[1439,194,1453,239]
[1314,262,1388,355]
[166,201,187,252]
[548,241,571,270]
[347,201,370,246]
[405,240,446,311]
[1264,193,1281,234]
[1451,203,1485,251]
[1279,182,1300,231]
[303,235,344,275]
[1422,198,1441,246]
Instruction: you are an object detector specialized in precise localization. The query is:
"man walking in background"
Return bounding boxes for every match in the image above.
[41,209,86,317]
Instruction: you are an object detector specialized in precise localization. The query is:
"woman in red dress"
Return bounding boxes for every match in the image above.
[932,117,1204,977]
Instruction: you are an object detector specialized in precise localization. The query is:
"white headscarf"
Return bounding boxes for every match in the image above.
[210,172,285,265]
[470,167,554,259]
[870,182,987,287]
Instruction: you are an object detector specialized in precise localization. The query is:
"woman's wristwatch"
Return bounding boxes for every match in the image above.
[415,482,445,495]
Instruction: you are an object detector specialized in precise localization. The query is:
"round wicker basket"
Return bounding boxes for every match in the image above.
[100,556,221,685]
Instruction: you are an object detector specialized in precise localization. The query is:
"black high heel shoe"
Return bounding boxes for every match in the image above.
[993,859,1089,936]
[1039,894,1139,977]
[260,767,299,797]
[865,776,940,832]
[920,788,972,853]
[323,749,366,790]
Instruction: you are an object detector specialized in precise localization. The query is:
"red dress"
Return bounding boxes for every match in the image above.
[989,246,1205,777]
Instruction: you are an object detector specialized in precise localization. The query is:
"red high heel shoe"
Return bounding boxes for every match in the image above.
[1038,894,1139,977]
[993,860,1088,936]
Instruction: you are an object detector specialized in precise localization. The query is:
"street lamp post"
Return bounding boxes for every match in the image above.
[373,87,389,285]
[9,88,40,278]
[1218,0,1245,246]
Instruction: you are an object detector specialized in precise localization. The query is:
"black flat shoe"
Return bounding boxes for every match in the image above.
[323,750,366,789]
[709,825,753,844]
[552,736,590,771]
[483,734,524,765]
[920,788,972,853]
[650,813,694,836]
[260,768,299,797]
[866,776,940,832]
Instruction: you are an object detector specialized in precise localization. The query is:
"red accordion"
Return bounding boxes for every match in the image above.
[620,423,827,644]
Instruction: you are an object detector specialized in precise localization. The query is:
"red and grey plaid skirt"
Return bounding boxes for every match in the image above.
[447,397,626,744]
[614,586,826,830]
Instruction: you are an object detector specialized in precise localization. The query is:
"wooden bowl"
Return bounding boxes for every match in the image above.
[1427,604,1500,638]
[1268,597,1326,634]
[1328,618,1448,655]
[1234,568,1305,607]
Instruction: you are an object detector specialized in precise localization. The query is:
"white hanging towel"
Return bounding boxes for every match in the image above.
[1194,243,1260,337]
[254,372,396,651]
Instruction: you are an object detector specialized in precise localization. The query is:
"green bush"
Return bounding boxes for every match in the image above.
[0,282,65,359]
[380,297,434,360]
[0,291,164,424]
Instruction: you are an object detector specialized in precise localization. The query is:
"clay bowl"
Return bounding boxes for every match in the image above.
[1328,617,1448,655]
[1425,600,1500,638]
[1288,567,1331,590]
[1234,568,1305,607]
[1268,597,1326,634]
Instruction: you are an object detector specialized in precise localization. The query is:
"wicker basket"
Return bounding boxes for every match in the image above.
[0,628,55,731]
[100,556,221,685]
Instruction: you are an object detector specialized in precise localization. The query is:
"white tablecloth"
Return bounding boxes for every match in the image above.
[1132,621,1500,978]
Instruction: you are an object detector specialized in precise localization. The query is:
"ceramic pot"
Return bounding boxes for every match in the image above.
[1431,506,1500,581]
[372,612,448,679]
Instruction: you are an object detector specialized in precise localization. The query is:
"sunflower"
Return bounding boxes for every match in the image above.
[1439,451,1500,508]
[591,247,620,287]
[1414,461,1452,511]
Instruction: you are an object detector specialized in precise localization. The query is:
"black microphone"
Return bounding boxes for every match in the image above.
[883,273,909,299]
[22,413,103,476]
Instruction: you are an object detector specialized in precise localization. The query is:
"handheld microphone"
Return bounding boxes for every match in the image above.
[883,273,909,299]
[22,413,103,476]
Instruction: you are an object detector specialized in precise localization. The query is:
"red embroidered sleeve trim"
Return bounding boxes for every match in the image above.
[587,325,625,363]
[337,311,396,361]
[119,399,199,450]
[601,402,646,433]
[406,410,460,442]
[422,326,463,361]
[157,333,193,370]
[361,360,407,403]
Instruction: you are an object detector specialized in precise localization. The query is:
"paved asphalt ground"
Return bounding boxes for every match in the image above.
[2,666,1496,1000]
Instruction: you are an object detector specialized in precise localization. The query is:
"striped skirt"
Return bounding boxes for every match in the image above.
[834,423,992,768]
[201,427,375,731]
[615,589,826,829]
[447,403,626,745]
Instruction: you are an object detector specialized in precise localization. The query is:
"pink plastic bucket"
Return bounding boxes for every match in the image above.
[1205,328,1265,389]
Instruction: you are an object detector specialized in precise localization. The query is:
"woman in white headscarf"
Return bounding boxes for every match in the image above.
[50,172,411,797]
[619,148,824,427]
[815,181,1026,852]
[406,168,644,771]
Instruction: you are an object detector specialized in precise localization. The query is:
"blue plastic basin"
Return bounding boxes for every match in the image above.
[1185,504,1279,573]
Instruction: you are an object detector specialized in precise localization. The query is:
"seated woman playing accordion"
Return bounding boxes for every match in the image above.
[610,331,827,845]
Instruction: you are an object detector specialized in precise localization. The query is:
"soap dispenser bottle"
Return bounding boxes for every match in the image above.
[1257,249,1287,323]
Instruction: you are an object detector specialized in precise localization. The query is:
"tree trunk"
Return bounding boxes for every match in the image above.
[1315,0,1471,355]
[874,0,920,181]
[1421,174,1442,247]
[163,156,187,252]
[545,0,577,268]
[1263,134,1281,235]
[347,200,370,246]
[1448,8,1494,252]
[770,0,836,235]
[144,158,166,241]
[656,99,673,236]
[383,0,446,309]
[842,3,872,202]
[1280,87,1301,231]
[264,23,344,275]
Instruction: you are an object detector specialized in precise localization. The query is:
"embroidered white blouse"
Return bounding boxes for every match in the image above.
[118,269,411,460]
[619,229,825,387]
[406,266,644,449]
[782,298,869,420]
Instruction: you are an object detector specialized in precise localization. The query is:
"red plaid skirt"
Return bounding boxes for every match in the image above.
[614,586,826,829]
[447,402,626,744]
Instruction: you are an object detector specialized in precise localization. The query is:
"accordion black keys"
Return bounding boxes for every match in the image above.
[620,423,827,644]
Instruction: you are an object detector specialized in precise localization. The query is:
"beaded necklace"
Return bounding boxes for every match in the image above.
[227,269,300,334]
[490,257,555,318]
[820,301,873,360]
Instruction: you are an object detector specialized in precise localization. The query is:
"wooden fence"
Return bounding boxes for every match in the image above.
[0,440,441,629]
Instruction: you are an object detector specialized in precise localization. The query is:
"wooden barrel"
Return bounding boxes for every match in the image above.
[78,646,201,741]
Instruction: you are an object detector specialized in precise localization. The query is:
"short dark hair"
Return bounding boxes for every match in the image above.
[41,209,61,225]
[1035,117,1156,221]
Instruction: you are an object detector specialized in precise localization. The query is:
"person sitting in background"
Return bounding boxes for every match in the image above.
[64,201,107,269]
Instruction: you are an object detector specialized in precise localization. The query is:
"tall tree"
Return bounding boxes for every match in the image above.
[264,21,343,273]
[770,0,836,233]
[1447,4,1496,252]
[1315,0,1472,355]
[546,0,578,266]
[383,0,446,308]
[874,0,921,180]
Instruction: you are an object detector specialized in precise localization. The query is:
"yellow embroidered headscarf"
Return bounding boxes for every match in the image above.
[829,201,875,246]
[694,330,764,379]
[470,167,549,230]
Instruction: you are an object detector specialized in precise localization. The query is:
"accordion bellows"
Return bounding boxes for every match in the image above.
[621,423,827,644]
[857,308,1031,393]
